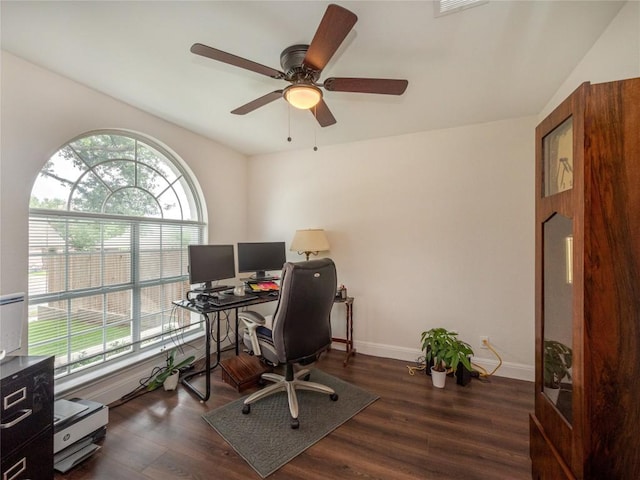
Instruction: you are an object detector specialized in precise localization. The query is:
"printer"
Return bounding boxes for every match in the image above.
[53,398,108,473]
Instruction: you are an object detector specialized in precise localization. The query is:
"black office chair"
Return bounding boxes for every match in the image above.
[239,258,339,429]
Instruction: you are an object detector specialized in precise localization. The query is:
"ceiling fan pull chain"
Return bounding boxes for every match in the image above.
[287,103,292,142]
[313,105,318,151]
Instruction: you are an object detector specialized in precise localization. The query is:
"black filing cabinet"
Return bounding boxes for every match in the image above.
[1,356,54,480]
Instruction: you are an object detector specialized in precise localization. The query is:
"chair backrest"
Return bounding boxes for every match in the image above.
[272,258,337,364]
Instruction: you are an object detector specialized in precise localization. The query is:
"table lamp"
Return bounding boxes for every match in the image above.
[290,229,330,261]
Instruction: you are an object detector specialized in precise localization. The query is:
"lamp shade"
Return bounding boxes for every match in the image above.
[284,84,322,110]
[290,229,330,254]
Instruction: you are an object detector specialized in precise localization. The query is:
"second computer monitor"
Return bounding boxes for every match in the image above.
[237,241,286,280]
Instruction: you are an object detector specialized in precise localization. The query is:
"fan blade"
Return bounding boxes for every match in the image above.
[303,4,357,72]
[324,77,408,95]
[231,90,283,115]
[310,99,337,127]
[191,43,285,79]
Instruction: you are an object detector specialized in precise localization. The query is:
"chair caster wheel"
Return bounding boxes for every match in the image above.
[242,404,251,415]
[330,393,339,401]
[290,418,300,429]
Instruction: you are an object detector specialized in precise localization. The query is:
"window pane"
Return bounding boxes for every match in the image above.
[95,160,136,190]
[162,225,185,278]
[140,282,191,344]
[158,188,182,220]
[70,134,136,165]
[137,143,179,183]
[104,187,161,217]
[71,171,111,213]
[28,300,70,361]
[174,176,197,221]
[137,163,168,196]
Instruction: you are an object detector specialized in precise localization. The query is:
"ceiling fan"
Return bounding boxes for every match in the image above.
[190,3,408,127]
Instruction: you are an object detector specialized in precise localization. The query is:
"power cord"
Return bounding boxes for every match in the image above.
[472,338,502,378]
[407,355,426,375]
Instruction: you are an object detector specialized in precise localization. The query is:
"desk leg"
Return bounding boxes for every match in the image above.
[343,299,356,366]
[235,307,240,356]
[331,297,356,367]
[181,312,220,402]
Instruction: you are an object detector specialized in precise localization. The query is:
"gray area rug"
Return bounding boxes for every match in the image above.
[202,369,378,478]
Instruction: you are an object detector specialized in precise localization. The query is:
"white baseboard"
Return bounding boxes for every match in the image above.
[61,338,534,405]
[354,340,534,382]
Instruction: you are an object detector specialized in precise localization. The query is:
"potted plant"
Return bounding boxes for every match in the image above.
[543,339,572,403]
[147,348,195,391]
[420,327,474,388]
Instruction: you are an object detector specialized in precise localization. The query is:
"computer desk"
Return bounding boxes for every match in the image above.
[172,294,278,402]
[172,293,355,402]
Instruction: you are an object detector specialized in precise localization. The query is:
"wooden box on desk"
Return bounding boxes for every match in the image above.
[220,354,271,392]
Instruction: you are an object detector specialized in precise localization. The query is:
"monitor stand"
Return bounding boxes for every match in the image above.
[192,284,232,294]
[244,271,278,282]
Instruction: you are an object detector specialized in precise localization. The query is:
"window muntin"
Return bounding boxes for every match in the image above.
[28,131,204,377]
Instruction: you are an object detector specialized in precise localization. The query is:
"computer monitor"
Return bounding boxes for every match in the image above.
[188,244,236,293]
[237,242,286,281]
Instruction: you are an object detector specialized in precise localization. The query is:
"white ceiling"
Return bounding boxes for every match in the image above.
[1,1,625,156]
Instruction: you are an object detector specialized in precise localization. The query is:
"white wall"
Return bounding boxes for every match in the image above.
[540,0,640,119]
[248,117,537,380]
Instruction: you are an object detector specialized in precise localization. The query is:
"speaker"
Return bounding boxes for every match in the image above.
[455,360,473,386]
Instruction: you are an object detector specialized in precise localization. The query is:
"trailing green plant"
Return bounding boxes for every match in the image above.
[147,348,195,391]
[543,339,572,389]
[420,327,474,373]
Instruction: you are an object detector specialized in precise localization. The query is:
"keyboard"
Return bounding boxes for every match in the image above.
[209,294,257,307]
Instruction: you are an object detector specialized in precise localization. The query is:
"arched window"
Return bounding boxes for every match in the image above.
[28,131,205,377]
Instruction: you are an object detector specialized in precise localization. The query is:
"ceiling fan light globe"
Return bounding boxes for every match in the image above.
[284,85,322,109]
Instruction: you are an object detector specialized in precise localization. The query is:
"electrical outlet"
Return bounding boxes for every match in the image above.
[480,336,489,349]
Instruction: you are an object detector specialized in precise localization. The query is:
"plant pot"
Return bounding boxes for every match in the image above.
[544,386,560,404]
[163,370,180,391]
[430,367,447,388]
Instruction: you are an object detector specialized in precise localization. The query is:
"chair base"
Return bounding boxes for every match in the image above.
[242,365,338,429]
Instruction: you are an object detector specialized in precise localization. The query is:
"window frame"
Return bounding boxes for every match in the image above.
[28,130,206,379]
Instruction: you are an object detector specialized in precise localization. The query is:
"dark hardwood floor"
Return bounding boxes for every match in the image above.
[55,350,534,480]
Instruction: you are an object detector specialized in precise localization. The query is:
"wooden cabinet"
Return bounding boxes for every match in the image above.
[530,77,640,479]
[1,356,54,480]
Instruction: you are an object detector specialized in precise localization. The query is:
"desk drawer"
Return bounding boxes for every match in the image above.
[1,427,53,480]
[1,357,53,455]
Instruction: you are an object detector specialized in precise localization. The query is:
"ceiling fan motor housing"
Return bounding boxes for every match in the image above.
[280,44,319,83]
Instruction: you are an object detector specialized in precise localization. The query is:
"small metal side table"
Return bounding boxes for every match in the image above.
[331,296,355,366]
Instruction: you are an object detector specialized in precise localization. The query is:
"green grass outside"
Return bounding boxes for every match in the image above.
[29,318,131,358]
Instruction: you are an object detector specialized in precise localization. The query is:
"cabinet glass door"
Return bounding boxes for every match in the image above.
[542,213,573,423]
[543,117,573,197]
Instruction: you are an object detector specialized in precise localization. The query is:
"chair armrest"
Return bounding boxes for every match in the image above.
[238,310,266,325]
[239,310,266,356]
